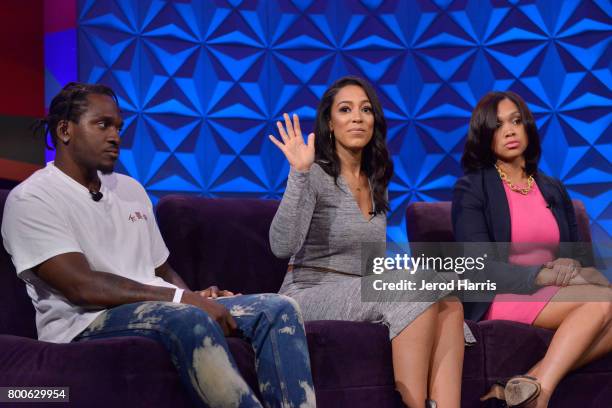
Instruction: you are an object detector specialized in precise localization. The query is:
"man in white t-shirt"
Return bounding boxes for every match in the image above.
[1,82,315,408]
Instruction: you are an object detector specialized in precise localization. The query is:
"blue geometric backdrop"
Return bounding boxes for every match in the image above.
[77,0,612,244]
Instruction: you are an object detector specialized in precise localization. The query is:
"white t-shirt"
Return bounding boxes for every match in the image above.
[1,162,175,343]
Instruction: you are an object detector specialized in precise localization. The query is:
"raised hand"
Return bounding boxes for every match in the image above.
[268,113,315,172]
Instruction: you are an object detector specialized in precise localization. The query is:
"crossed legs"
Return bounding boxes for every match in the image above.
[524,284,612,407]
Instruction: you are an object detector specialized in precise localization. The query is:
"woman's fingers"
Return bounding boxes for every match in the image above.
[283,113,296,139]
[209,286,220,298]
[276,121,290,143]
[570,264,580,280]
[558,265,572,287]
[199,286,220,298]
[269,134,286,151]
[553,264,564,286]
[555,260,576,286]
[306,132,315,149]
[546,258,581,286]
[270,115,313,169]
[293,113,302,138]
[562,265,573,286]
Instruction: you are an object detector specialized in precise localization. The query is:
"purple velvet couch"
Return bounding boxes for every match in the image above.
[0,189,609,407]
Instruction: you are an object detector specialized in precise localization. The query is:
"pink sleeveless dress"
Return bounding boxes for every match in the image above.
[483,182,561,324]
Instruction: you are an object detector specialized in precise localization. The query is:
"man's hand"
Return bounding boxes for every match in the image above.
[181,291,239,337]
[197,286,239,299]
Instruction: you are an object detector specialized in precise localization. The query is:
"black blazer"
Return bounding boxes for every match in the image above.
[451,166,587,321]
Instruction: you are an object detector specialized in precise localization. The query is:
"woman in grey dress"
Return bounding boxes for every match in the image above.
[268,76,468,408]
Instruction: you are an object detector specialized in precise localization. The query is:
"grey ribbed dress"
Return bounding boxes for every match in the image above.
[270,163,475,342]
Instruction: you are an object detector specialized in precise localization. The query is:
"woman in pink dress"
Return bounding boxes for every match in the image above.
[452,91,611,407]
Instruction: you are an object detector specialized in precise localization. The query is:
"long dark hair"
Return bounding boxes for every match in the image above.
[461,91,541,175]
[314,76,393,214]
[32,82,118,148]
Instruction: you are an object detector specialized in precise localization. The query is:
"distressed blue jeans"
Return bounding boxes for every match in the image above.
[73,293,315,408]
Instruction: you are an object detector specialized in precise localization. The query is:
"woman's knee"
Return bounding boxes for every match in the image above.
[595,299,612,326]
[604,302,612,327]
[417,301,439,322]
[577,299,612,328]
[437,297,464,327]
[440,296,463,310]
[580,286,612,322]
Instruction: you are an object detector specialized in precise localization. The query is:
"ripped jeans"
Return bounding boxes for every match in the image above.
[73,294,315,408]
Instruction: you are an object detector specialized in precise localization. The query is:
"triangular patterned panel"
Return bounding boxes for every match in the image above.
[486,43,546,78]
[85,32,134,67]
[141,1,167,31]
[174,152,204,186]
[144,24,198,42]
[240,155,270,189]
[210,176,268,193]
[81,13,134,33]
[239,10,267,45]
[557,38,609,70]
[418,49,476,82]
[76,0,612,242]
[145,99,200,117]
[208,121,265,154]
[144,41,199,76]
[560,113,611,145]
[148,175,201,192]
[208,48,263,81]
[274,53,333,84]
[144,116,200,152]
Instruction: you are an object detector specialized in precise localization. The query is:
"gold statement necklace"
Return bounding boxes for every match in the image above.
[494,163,534,195]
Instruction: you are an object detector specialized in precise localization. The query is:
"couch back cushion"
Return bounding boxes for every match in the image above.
[406,200,592,243]
[156,196,288,294]
[0,189,37,337]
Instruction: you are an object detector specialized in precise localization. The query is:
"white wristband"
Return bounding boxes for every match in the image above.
[172,288,184,303]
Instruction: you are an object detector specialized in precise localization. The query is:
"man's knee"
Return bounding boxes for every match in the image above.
[251,294,304,324]
[130,302,217,331]
[277,294,302,313]
[269,294,302,314]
